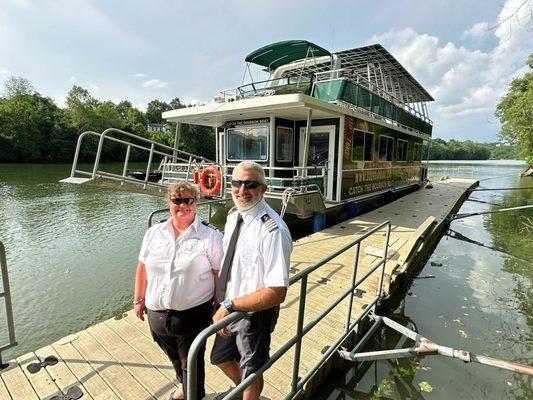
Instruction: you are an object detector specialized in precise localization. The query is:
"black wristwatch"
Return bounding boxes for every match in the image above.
[222,298,234,313]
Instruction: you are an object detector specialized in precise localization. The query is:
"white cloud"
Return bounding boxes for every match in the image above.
[369,0,532,137]
[131,73,148,78]
[141,79,168,89]
[69,76,77,83]
[90,84,99,92]
[461,22,490,40]
[0,69,11,74]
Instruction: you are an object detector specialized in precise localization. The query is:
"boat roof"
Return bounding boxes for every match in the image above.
[282,44,434,103]
[245,40,331,70]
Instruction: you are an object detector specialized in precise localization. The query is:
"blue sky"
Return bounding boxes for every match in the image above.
[1,0,531,141]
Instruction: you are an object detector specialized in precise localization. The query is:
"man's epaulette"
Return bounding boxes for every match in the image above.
[201,220,219,231]
[260,213,278,233]
[228,205,238,214]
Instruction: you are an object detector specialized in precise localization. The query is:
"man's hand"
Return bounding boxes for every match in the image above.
[212,305,231,338]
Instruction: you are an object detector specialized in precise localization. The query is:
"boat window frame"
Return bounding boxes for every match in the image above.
[225,124,270,162]
[275,126,294,162]
[378,134,394,162]
[396,139,408,162]
[351,129,374,162]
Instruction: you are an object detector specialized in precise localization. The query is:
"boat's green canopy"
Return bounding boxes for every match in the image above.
[245,40,331,70]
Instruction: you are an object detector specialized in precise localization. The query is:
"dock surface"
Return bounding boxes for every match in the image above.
[0,179,476,400]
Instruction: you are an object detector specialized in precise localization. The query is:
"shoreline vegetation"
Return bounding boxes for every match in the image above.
[0,67,530,164]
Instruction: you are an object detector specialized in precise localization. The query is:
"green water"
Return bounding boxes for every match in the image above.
[0,161,531,399]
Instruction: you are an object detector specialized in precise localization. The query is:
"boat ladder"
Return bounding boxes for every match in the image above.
[0,241,17,369]
[338,313,533,376]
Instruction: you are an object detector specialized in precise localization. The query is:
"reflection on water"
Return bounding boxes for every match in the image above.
[316,161,532,399]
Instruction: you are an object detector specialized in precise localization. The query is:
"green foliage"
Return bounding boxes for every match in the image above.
[0,77,216,163]
[495,54,533,164]
[425,138,519,160]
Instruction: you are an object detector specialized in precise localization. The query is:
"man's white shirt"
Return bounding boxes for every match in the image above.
[139,216,223,311]
[222,199,292,301]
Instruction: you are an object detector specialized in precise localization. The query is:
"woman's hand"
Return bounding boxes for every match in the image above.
[134,302,147,321]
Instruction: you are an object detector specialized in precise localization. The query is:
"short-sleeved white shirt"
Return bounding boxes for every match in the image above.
[221,199,292,301]
[139,216,223,311]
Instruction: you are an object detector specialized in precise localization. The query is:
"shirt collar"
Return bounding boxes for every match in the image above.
[240,199,267,225]
[165,216,199,240]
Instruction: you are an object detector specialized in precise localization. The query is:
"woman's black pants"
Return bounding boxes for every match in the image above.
[147,299,212,399]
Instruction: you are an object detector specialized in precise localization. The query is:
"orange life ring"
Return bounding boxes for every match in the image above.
[199,166,222,195]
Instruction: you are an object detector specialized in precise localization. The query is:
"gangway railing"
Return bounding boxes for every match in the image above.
[0,241,17,369]
[66,128,213,190]
[187,220,392,400]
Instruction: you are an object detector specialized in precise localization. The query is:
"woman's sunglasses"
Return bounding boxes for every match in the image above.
[231,180,261,189]
[170,197,195,205]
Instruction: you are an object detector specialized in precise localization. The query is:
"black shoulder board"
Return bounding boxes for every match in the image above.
[201,220,219,231]
[260,213,278,233]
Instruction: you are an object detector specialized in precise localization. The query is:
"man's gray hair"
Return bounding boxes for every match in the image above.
[233,161,266,184]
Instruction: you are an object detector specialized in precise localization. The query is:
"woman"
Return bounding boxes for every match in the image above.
[134,181,223,400]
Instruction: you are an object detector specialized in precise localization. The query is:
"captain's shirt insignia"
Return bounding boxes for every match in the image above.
[261,213,278,233]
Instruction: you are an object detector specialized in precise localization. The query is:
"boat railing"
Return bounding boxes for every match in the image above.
[0,240,17,369]
[147,198,231,228]
[428,166,475,180]
[313,69,432,125]
[219,75,313,101]
[187,220,392,400]
[66,128,212,190]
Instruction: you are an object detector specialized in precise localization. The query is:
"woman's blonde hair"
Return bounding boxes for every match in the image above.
[166,181,200,203]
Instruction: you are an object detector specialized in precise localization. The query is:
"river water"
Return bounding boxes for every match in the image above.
[0,161,531,399]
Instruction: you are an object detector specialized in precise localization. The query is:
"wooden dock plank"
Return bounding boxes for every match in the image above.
[0,372,14,400]
[52,337,120,400]
[34,345,94,400]
[16,352,60,400]
[70,330,153,399]
[0,361,38,400]
[87,322,177,398]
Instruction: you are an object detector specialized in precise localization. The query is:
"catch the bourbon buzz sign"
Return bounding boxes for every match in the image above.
[224,118,270,128]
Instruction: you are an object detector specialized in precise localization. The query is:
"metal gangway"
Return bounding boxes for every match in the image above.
[61,127,214,195]
[187,220,393,400]
[0,241,17,369]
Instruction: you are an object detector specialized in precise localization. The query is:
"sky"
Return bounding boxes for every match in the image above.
[1,0,532,142]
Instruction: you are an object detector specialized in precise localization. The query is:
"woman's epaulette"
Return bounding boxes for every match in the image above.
[260,213,278,233]
[201,220,219,231]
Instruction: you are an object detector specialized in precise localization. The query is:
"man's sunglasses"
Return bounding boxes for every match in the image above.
[231,180,261,189]
[170,197,195,205]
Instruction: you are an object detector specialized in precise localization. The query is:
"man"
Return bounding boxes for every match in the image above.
[211,160,293,400]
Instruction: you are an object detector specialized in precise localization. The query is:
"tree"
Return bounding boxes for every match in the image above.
[145,99,170,123]
[116,100,132,120]
[2,76,35,98]
[495,54,533,164]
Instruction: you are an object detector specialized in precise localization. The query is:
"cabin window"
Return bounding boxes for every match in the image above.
[379,135,394,161]
[352,130,374,162]
[396,139,408,162]
[276,127,293,162]
[414,143,422,161]
[226,125,269,161]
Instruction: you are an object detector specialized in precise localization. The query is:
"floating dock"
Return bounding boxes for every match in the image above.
[0,179,477,400]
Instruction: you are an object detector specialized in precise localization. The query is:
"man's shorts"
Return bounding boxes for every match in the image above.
[210,307,279,379]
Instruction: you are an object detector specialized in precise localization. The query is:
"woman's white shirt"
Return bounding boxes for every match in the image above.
[139,216,223,311]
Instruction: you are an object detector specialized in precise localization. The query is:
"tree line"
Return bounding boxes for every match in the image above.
[425,138,519,160]
[0,77,216,163]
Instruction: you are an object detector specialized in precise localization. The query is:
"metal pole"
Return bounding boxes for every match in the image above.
[376,223,391,299]
[121,145,131,183]
[345,243,360,333]
[292,276,308,394]
[144,143,155,189]
[173,123,181,163]
[0,241,17,364]
[302,108,313,178]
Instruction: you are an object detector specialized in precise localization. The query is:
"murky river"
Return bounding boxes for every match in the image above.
[0,161,531,399]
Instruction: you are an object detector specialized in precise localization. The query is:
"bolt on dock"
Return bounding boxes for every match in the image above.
[0,179,477,400]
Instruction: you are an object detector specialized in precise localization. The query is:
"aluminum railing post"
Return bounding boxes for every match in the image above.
[377,223,391,299]
[291,275,308,395]
[0,241,16,366]
[143,143,155,189]
[122,145,131,184]
[345,242,360,333]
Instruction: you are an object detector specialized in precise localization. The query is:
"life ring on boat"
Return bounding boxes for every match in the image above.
[199,166,222,195]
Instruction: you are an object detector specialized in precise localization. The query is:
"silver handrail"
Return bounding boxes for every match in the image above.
[187,220,391,399]
[0,241,17,368]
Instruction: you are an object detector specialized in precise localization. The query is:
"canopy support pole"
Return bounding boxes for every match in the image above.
[302,108,313,178]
